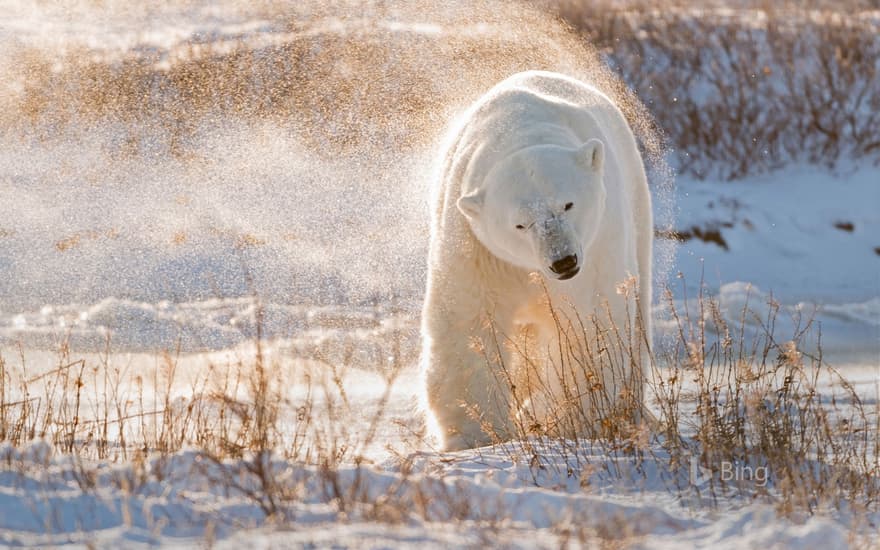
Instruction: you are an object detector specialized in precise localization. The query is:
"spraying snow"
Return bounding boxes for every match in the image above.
[0,0,675,353]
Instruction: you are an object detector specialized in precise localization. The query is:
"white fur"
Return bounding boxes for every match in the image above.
[421,71,653,450]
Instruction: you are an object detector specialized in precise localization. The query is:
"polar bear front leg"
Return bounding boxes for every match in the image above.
[422,314,514,451]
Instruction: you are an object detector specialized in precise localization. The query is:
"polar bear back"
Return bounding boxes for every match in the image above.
[450,71,644,202]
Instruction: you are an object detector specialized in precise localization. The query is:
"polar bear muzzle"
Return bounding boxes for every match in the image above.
[549,254,579,280]
[531,215,582,280]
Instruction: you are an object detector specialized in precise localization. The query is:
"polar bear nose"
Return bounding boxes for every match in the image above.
[549,254,579,279]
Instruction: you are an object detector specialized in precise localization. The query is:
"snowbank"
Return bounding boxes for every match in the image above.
[0,441,870,549]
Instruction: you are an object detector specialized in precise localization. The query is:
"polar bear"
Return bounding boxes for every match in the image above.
[421,71,653,451]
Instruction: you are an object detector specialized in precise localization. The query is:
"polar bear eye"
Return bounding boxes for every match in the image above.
[564,202,574,211]
[515,224,526,230]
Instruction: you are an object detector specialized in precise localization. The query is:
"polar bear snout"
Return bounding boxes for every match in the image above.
[549,254,580,280]
[532,216,582,280]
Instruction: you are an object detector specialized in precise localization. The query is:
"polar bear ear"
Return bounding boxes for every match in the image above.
[577,139,604,173]
[457,191,483,219]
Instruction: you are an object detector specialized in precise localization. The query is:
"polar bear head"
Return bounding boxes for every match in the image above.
[457,139,606,281]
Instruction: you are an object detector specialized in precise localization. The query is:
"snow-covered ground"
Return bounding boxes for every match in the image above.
[0,2,878,548]
[1,438,870,549]
[665,165,880,368]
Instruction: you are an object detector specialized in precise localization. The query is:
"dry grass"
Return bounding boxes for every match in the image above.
[0,294,410,516]
[656,283,878,511]
[474,278,880,514]
[552,0,880,179]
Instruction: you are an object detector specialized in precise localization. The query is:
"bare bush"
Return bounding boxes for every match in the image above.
[552,2,880,179]
[6,2,873,180]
